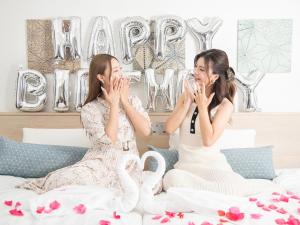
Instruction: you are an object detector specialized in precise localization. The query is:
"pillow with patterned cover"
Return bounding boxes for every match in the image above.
[221,146,276,180]
[146,145,178,174]
[0,136,87,178]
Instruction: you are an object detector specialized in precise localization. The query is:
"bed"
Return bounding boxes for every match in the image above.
[0,112,300,225]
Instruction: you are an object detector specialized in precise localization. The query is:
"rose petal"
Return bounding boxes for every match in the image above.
[268,204,278,210]
[272,198,280,202]
[273,192,280,195]
[256,202,264,207]
[4,200,13,207]
[9,209,24,217]
[49,200,60,210]
[219,218,229,223]
[226,212,239,221]
[113,211,121,219]
[291,195,300,200]
[188,222,195,225]
[250,213,262,219]
[152,215,162,220]
[44,208,53,214]
[201,222,213,225]
[161,217,170,223]
[177,212,184,219]
[15,202,21,207]
[287,191,294,195]
[262,207,271,211]
[298,208,300,215]
[165,211,175,218]
[36,206,45,214]
[217,210,226,216]
[249,197,257,202]
[73,204,86,215]
[275,218,286,224]
[276,208,287,214]
[279,195,289,203]
[229,207,240,214]
[99,220,111,225]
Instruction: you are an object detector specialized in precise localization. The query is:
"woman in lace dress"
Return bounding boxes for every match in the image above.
[163,49,281,196]
[18,54,151,194]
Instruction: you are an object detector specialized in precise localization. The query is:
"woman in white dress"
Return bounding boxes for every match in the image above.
[163,49,279,196]
[18,54,151,194]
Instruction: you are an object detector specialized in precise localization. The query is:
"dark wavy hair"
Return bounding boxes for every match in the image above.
[194,49,236,120]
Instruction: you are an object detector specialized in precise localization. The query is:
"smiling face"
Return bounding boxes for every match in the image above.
[194,57,219,88]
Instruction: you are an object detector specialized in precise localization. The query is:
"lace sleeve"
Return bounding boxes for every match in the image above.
[81,102,112,146]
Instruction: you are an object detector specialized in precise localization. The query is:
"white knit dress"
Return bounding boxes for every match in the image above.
[163,102,282,196]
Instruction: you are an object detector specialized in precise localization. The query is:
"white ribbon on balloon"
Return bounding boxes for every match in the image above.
[87,16,115,61]
[187,17,223,53]
[52,17,82,61]
[16,69,47,112]
[120,17,150,64]
[154,15,186,61]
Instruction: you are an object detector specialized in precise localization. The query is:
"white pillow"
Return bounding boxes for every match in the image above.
[169,129,256,149]
[22,128,91,148]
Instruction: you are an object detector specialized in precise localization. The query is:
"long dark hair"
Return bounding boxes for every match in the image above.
[194,49,236,120]
[83,54,117,106]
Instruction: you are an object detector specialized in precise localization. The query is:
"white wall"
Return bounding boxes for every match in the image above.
[0,0,299,112]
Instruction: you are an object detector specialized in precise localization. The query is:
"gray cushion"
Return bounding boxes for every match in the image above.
[0,136,87,178]
[221,146,276,180]
[147,145,178,174]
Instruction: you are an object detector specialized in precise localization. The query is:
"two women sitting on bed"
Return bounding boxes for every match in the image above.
[18,50,274,196]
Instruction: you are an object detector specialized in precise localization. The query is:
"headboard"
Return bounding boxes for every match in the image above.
[0,112,299,169]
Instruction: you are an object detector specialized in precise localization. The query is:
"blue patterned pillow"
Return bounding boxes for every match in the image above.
[0,136,87,178]
[146,145,178,174]
[221,146,276,180]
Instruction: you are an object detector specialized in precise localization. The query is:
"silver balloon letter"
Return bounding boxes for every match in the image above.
[154,16,186,60]
[187,17,222,52]
[88,17,115,60]
[16,69,47,112]
[75,69,89,112]
[52,17,82,61]
[120,17,150,64]
[54,69,70,112]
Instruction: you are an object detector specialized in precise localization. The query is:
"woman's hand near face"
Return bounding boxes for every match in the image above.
[120,78,130,106]
[101,77,121,107]
[194,82,215,110]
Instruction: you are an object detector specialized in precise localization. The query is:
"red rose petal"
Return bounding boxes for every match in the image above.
[73,204,86,215]
[99,220,111,225]
[9,209,24,217]
[217,210,226,216]
[177,212,184,219]
[4,200,13,207]
[268,204,278,210]
[275,218,286,224]
[15,202,21,207]
[279,195,289,203]
[49,200,60,210]
[113,211,121,219]
[276,208,287,214]
[161,217,170,223]
[36,206,45,214]
[226,212,239,221]
[165,211,175,218]
[152,215,162,220]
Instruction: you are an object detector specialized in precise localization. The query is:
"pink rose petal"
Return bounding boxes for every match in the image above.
[201,222,213,225]
[250,213,262,219]
[273,192,280,195]
[9,209,24,217]
[272,198,280,202]
[160,217,170,223]
[249,197,257,202]
[275,218,286,224]
[188,222,195,225]
[165,211,176,218]
[15,202,21,207]
[291,195,300,200]
[262,207,271,211]
[268,204,278,210]
[73,204,86,215]
[276,208,287,214]
[44,208,53,214]
[4,200,13,207]
[279,195,289,203]
[229,207,240,214]
[113,211,121,219]
[49,200,60,210]
[287,191,294,195]
[36,206,45,214]
[256,201,264,207]
[152,215,162,220]
[177,212,184,219]
[99,220,111,225]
